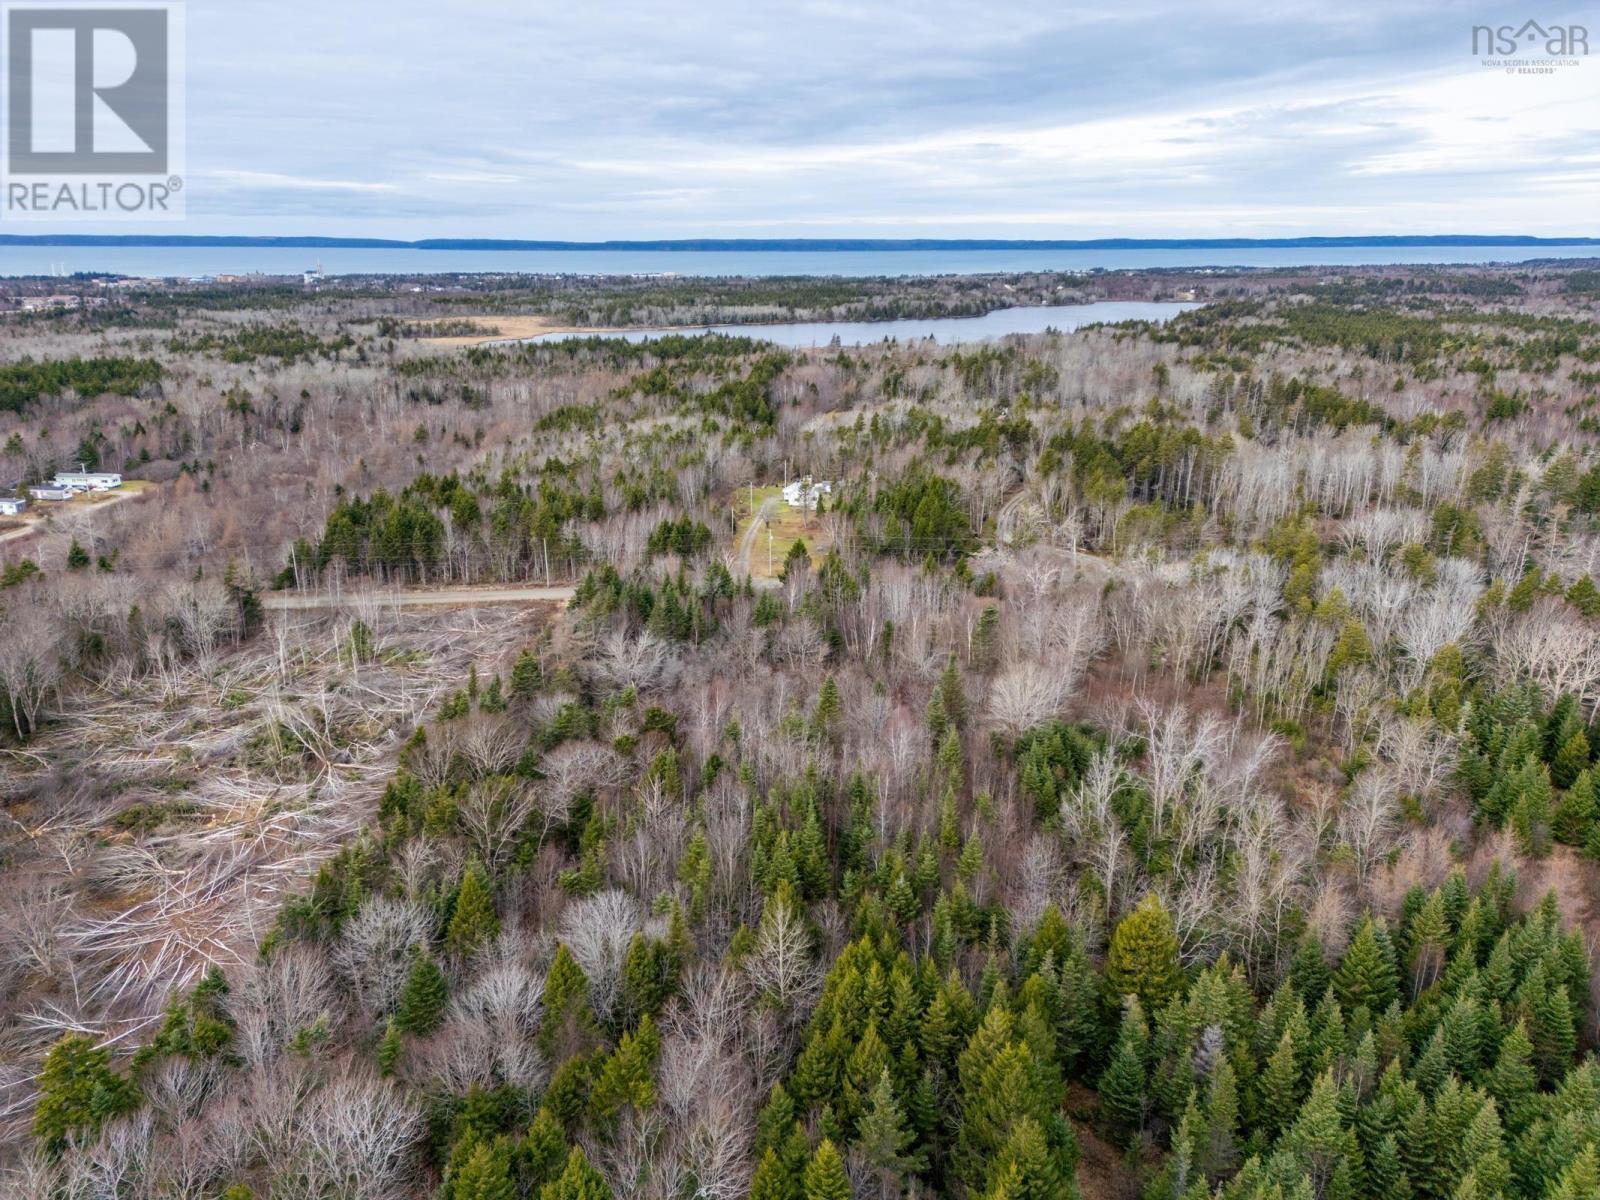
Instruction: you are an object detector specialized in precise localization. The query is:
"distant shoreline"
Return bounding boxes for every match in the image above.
[2,234,1598,251]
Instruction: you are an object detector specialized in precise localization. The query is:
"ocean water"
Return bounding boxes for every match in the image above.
[527,301,1202,347]
[2,244,1598,279]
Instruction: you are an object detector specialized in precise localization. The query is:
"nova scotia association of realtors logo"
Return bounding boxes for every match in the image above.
[1,1,185,220]
[1472,18,1589,72]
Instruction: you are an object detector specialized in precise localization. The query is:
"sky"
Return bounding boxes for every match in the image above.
[37,0,1600,238]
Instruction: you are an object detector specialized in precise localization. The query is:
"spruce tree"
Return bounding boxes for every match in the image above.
[1288,933,1331,1008]
[1547,1146,1600,1200]
[990,1115,1076,1200]
[376,1019,404,1076]
[1104,894,1182,1013]
[1259,1029,1303,1138]
[813,675,842,739]
[802,1138,852,1200]
[541,943,596,1057]
[1526,973,1576,1084]
[854,1067,925,1178]
[539,1146,612,1200]
[32,1034,138,1152]
[590,1014,661,1124]
[1283,1072,1357,1200]
[1333,915,1398,1019]
[1098,999,1148,1147]
[524,1108,567,1194]
[1553,769,1598,845]
[1508,758,1555,856]
[1201,1057,1240,1181]
[395,949,448,1035]
[1405,890,1451,997]
[447,861,500,956]
[751,1147,798,1200]
[1551,728,1590,790]
[451,1138,516,1200]
[509,648,542,700]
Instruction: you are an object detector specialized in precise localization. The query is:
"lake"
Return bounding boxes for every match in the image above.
[528,301,1203,348]
[3,244,1599,279]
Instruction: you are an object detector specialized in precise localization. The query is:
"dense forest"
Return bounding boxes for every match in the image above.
[2,263,1600,1200]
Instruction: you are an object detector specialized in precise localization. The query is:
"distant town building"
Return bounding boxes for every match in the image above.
[303,262,325,286]
[782,477,833,508]
[20,294,81,311]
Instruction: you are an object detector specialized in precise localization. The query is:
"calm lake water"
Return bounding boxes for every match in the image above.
[2,245,1598,279]
[530,301,1203,347]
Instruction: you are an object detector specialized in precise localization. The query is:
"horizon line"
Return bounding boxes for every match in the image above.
[2,233,1599,252]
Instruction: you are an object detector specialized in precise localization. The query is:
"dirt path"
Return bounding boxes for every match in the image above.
[262,584,576,611]
[736,497,779,579]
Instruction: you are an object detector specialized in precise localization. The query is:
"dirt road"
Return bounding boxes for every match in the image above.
[262,584,577,611]
[737,497,779,580]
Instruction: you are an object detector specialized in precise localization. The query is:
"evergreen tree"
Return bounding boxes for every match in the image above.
[509,648,542,700]
[751,1147,799,1200]
[395,949,448,1035]
[1405,890,1452,997]
[541,943,596,1056]
[1288,933,1331,1008]
[540,1146,613,1200]
[1201,1056,1241,1181]
[1259,1029,1303,1139]
[990,1115,1076,1200]
[1508,759,1555,856]
[813,675,842,739]
[447,861,500,956]
[1098,999,1148,1147]
[938,658,968,729]
[854,1067,925,1178]
[1333,915,1398,1019]
[590,1015,661,1124]
[1546,1146,1600,1200]
[32,1034,138,1152]
[1552,769,1597,846]
[1282,1072,1357,1200]
[451,1138,516,1200]
[803,1138,852,1200]
[524,1108,568,1194]
[1550,728,1590,790]
[1486,1019,1537,1134]
[376,1019,404,1076]
[1105,894,1182,1012]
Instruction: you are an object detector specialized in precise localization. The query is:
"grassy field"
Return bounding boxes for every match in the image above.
[734,485,833,580]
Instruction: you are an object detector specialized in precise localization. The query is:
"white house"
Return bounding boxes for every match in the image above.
[52,471,121,491]
[30,485,76,502]
[782,477,833,509]
[0,497,25,516]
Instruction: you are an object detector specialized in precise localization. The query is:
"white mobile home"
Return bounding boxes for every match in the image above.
[51,471,121,491]
[0,497,25,516]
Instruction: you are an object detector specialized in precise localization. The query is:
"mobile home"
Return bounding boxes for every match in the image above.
[51,471,122,491]
[0,497,25,516]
